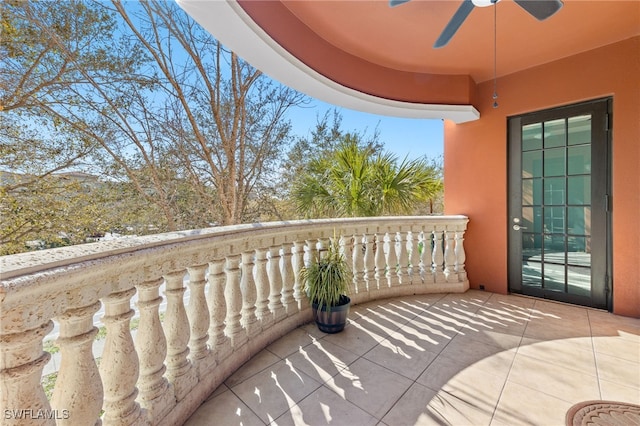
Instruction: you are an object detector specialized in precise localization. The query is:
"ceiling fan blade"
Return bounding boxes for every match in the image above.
[514,0,563,20]
[389,0,412,7]
[434,0,475,48]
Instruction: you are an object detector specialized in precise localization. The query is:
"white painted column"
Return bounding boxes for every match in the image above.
[207,259,231,362]
[100,288,143,426]
[163,271,197,402]
[224,255,247,348]
[267,246,286,322]
[135,278,173,421]
[1,321,55,426]
[280,244,297,315]
[52,301,103,425]
[186,264,212,376]
[253,248,272,329]
[240,251,260,339]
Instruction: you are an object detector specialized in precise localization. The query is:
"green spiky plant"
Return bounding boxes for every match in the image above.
[301,236,351,312]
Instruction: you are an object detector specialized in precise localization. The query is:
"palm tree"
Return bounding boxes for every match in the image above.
[292,138,442,218]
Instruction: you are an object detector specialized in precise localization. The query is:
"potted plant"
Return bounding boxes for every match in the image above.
[301,236,351,333]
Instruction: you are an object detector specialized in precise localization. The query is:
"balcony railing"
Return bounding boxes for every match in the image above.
[0,216,468,425]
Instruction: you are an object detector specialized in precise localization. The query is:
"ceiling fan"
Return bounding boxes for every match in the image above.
[390,0,563,48]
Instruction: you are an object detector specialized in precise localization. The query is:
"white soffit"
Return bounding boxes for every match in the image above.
[176,0,480,124]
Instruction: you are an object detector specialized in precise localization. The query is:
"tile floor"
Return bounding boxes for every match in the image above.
[185,291,640,425]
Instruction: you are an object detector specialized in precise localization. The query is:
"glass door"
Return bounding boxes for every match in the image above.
[508,98,611,309]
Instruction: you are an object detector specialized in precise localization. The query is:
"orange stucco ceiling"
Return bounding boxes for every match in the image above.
[275,0,639,82]
[177,0,640,121]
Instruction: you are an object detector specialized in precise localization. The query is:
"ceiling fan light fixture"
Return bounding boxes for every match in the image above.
[471,0,499,8]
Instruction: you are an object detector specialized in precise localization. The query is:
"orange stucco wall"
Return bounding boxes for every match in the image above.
[444,36,640,317]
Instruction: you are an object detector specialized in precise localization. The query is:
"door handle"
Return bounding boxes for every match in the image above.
[512,224,528,231]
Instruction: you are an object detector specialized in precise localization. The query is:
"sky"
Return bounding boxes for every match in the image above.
[286,99,445,161]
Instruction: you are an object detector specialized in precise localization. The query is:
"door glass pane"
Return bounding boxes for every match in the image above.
[567,235,591,296]
[568,206,591,236]
[522,260,542,288]
[544,178,565,205]
[522,178,542,205]
[568,115,591,145]
[568,237,591,262]
[543,262,565,292]
[544,207,565,234]
[568,145,591,175]
[522,207,542,233]
[523,123,543,151]
[568,176,590,205]
[544,119,566,148]
[544,148,565,176]
[523,151,542,178]
[568,266,591,296]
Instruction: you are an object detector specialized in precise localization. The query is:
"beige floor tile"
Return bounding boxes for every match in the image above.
[515,337,597,376]
[523,319,592,343]
[508,353,601,402]
[438,333,512,368]
[595,352,640,389]
[267,328,318,358]
[363,329,438,380]
[588,310,640,341]
[230,359,322,424]
[284,339,360,385]
[455,325,524,351]
[225,349,282,387]
[323,357,413,419]
[592,335,640,363]
[599,379,640,404]
[385,294,446,315]
[491,381,574,426]
[273,385,377,426]
[183,385,265,426]
[396,313,461,354]
[417,349,514,401]
[387,385,494,426]
[381,382,443,426]
[188,293,639,426]
[322,319,387,356]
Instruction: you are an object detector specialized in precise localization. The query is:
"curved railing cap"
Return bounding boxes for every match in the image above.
[0,216,468,282]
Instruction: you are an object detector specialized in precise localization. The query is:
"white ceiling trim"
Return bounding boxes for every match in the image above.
[176,0,480,124]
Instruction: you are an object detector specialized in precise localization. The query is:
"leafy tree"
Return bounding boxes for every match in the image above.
[292,137,442,218]
[2,0,307,241]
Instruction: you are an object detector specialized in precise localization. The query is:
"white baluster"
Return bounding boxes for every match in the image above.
[52,301,102,425]
[363,233,374,292]
[253,248,272,329]
[240,252,260,339]
[281,244,297,315]
[409,231,421,284]
[164,271,196,401]
[1,321,55,426]
[350,235,363,293]
[433,230,446,283]
[225,255,247,348]
[100,288,143,425]
[187,264,212,376]
[397,231,409,285]
[455,230,467,282]
[423,230,434,283]
[207,259,231,362]
[444,231,458,282]
[384,232,398,286]
[373,233,386,289]
[135,278,173,420]
[292,241,308,310]
[267,246,286,323]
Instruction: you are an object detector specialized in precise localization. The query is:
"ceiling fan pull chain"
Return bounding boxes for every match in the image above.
[493,0,498,108]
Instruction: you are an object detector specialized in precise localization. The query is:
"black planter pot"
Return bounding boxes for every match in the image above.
[311,295,351,334]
